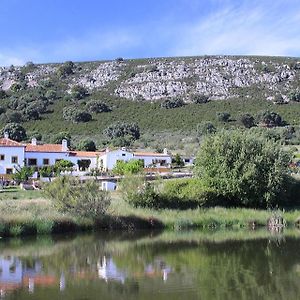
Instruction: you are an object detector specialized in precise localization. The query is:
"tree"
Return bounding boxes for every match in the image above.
[239,113,255,128]
[172,154,184,167]
[6,111,23,123]
[1,123,27,141]
[63,106,92,123]
[0,89,6,99]
[71,85,89,100]
[86,100,111,113]
[194,130,291,208]
[257,110,284,127]
[216,112,231,122]
[113,160,144,175]
[77,139,96,151]
[161,97,184,109]
[57,61,75,77]
[54,159,74,174]
[273,94,285,105]
[190,94,209,104]
[44,176,111,219]
[103,122,140,141]
[12,166,34,183]
[288,90,300,102]
[197,122,216,136]
[50,132,71,145]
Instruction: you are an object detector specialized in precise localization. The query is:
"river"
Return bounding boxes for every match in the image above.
[0,229,300,299]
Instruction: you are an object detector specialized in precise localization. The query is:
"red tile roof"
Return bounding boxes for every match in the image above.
[133,152,169,157]
[68,151,105,158]
[0,138,25,147]
[25,144,65,153]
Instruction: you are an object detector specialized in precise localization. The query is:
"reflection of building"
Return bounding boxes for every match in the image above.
[97,256,126,283]
[0,256,61,297]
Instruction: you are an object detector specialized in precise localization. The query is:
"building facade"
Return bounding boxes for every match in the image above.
[0,135,172,176]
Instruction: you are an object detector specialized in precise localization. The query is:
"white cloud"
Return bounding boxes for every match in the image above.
[170,0,300,57]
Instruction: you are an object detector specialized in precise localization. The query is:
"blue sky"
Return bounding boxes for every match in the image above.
[0,0,300,65]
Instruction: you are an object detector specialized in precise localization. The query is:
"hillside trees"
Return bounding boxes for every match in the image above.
[86,100,111,113]
[161,97,184,109]
[103,122,140,143]
[1,123,27,141]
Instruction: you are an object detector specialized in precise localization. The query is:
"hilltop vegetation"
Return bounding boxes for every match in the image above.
[0,55,299,151]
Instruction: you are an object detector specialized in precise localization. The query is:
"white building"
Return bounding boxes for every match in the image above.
[0,135,172,176]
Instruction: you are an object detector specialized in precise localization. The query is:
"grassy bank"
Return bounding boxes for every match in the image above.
[0,188,300,237]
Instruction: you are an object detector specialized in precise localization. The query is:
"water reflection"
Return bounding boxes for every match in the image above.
[0,229,300,299]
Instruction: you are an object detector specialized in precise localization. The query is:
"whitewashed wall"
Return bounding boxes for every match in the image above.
[0,146,25,174]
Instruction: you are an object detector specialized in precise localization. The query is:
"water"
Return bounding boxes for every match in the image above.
[1,229,300,300]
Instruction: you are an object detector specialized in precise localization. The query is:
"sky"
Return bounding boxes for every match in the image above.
[0,0,300,66]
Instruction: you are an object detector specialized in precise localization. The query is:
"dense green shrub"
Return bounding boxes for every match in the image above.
[161,97,184,109]
[103,122,140,140]
[1,123,27,141]
[77,139,96,151]
[239,113,255,128]
[50,132,71,145]
[86,100,111,113]
[113,160,144,175]
[44,176,111,219]
[71,85,89,100]
[288,90,300,102]
[57,61,75,77]
[194,130,292,208]
[172,154,184,167]
[257,110,284,127]
[197,121,216,135]
[63,106,92,123]
[216,112,231,122]
[190,94,209,104]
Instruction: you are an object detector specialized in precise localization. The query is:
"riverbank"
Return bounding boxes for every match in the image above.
[0,189,300,237]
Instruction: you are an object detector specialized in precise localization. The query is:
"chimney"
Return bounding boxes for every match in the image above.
[105,147,110,153]
[31,138,37,146]
[4,132,9,139]
[163,148,168,155]
[62,139,68,152]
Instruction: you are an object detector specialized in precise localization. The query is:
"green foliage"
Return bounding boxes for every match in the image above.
[216,111,231,122]
[54,159,74,174]
[12,166,34,183]
[194,130,292,208]
[257,110,284,127]
[120,175,160,208]
[77,139,96,151]
[103,121,140,140]
[197,121,216,136]
[71,85,89,100]
[50,132,71,145]
[161,97,184,109]
[190,94,209,104]
[86,100,111,113]
[239,113,255,128]
[288,90,300,102]
[0,89,7,99]
[39,166,53,177]
[63,106,92,123]
[172,153,184,167]
[113,159,144,175]
[57,61,74,77]
[1,122,27,141]
[44,176,111,219]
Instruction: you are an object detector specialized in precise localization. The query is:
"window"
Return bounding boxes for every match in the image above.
[0,155,5,161]
[122,153,126,157]
[11,156,18,164]
[43,158,50,165]
[6,168,13,175]
[28,158,37,166]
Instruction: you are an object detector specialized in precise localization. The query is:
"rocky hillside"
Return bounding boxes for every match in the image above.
[1,55,300,103]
